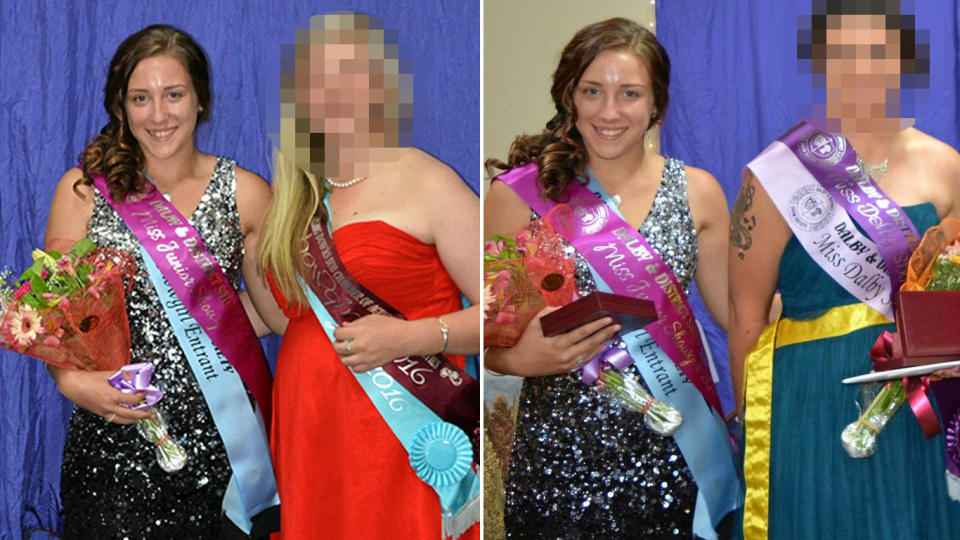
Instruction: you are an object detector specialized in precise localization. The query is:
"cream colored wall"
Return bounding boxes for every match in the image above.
[483,0,656,191]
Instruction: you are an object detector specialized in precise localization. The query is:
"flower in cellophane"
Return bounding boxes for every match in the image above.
[0,239,134,371]
[0,239,187,471]
[842,219,960,459]
[483,211,683,435]
[483,216,576,347]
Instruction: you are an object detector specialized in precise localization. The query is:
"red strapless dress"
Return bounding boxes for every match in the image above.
[269,221,479,539]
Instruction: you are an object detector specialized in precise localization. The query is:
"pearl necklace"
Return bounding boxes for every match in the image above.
[325,175,368,189]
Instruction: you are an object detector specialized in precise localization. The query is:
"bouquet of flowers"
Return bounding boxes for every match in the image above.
[0,239,187,471]
[483,216,576,347]
[0,239,133,367]
[842,219,960,459]
[484,213,682,436]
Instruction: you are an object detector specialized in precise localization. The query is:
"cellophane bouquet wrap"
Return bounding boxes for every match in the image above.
[842,218,960,459]
[595,369,683,436]
[109,362,188,472]
[0,239,187,471]
[0,240,133,370]
[484,216,576,347]
[484,212,682,436]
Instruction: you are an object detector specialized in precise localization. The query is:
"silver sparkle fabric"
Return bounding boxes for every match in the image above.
[60,158,245,539]
[504,158,701,539]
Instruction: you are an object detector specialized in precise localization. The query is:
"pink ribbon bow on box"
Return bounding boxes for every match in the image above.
[870,331,940,438]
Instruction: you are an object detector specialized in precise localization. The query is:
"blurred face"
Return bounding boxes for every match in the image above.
[824,14,901,119]
[125,55,200,164]
[573,49,655,165]
[297,40,385,142]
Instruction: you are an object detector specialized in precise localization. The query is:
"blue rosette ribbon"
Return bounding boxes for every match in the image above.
[409,421,473,488]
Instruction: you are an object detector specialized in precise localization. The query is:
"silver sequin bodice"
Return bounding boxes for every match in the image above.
[505,157,702,539]
[60,157,246,538]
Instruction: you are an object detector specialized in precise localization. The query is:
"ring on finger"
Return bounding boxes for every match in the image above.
[107,413,116,423]
[574,354,585,367]
[343,338,353,356]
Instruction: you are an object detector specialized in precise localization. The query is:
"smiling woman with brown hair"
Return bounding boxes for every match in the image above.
[46,25,278,538]
[44,24,279,538]
[485,17,738,539]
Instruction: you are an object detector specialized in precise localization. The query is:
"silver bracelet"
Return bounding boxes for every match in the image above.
[437,316,450,354]
[482,347,508,376]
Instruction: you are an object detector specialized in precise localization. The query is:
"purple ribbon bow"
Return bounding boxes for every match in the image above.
[580,342,633,385]
[107,362,163,411]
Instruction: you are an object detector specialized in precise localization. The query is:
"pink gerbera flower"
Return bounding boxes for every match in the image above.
[9,305,42,348]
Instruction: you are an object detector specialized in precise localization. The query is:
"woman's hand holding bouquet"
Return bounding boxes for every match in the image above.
[1,239,187,471]
[484,214,616,376]
[484,213,683,435]
[490,308,621,377]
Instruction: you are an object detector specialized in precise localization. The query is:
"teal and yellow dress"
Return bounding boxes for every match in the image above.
[743,203,960,539]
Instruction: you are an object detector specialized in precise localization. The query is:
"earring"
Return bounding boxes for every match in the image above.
[651,110,657,119]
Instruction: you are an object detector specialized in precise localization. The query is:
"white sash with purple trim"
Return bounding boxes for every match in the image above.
[747,122,921,318]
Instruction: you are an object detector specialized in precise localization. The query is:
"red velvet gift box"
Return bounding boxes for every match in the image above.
[539,291,658,338]
[889,290,960,367]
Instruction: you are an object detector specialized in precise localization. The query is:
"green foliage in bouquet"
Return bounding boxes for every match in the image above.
[9,238,98,310]
[928,254,960,291]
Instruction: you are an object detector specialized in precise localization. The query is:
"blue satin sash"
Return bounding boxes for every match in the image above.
[298,278,480,537]
[141,249,279,533]
[580,171,739,539]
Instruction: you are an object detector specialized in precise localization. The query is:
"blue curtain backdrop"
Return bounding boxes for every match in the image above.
[657,0,960,415]
[0,1,479,537]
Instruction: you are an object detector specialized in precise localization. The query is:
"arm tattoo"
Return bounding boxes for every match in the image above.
[730,179,757,260]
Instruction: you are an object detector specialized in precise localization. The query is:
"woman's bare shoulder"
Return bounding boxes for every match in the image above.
[900,128,960,165]
[397,147,462,183]
[682,162,723,195]
[52,167,97,207]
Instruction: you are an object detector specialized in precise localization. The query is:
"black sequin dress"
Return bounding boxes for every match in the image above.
[504,158,702,539]
[60,158,245,539]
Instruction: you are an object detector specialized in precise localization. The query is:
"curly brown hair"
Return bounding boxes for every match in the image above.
[486,18,670,201]
[75,24,211,201]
